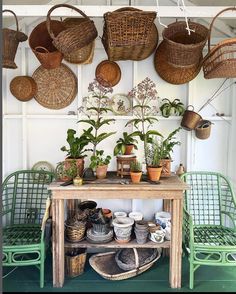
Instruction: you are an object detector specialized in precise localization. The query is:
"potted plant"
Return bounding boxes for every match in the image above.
[55,160,78,182]
[113,132,138,156]
[159,127,182,177]
[130,161,142,184]
[61,129,91,176]
[145,139,163,182]
[90,150,111,179]
[160,98,185,118]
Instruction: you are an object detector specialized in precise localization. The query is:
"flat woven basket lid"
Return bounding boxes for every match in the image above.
[32,63,77,109]
[95,60,121,87]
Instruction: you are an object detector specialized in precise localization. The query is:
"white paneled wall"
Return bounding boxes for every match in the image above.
[2,14,235,219]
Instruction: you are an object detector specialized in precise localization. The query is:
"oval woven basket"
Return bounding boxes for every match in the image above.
[10,76,37,101]
[46,4,98,55]
[65,222,86,242]
[32,63,77,109]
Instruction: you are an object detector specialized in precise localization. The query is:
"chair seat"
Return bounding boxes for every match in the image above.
[193,225,236,248]
[3,225,42,246]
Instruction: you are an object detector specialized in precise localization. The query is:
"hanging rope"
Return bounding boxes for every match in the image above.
[177,0,195,35]
[156,0,167,28]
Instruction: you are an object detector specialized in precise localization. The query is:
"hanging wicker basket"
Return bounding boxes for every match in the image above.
[2,10,28,69]
[10,76,37,101]
[102,7,158,61]
[62,18,95,64]
[203,7,236,79]
[29,20,64,69]
[46,4,98,55]
[195,119,212,140]
[32,63,77,109]
[180,105,202,131]
[162,21,209,67]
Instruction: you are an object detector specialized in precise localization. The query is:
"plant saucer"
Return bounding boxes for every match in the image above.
[116,153,136,158]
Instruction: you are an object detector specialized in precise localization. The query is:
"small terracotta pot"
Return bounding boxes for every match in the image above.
[125,144,134,155]
[130,171,142,183]
[65,157,85,177]
[147,166,162,181]
[160,158,171,177]
[96,165,108,179]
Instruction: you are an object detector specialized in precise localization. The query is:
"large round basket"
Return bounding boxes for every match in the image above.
[89,248,161,280]
[10,76,37,101]
[32,63,77,109]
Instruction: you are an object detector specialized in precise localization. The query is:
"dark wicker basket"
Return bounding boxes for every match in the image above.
[10,76,37,101]
[102,7,158,61]
[46,4,98,55]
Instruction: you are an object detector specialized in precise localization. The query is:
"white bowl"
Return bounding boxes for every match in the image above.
[112,217,134,228]
[128,211,143,221]
[113,211,127,218]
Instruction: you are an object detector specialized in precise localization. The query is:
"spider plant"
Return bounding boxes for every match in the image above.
[160,98,185,118]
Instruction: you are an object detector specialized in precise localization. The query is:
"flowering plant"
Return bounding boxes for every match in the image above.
[78,78,116,157]
[126,77,162,165]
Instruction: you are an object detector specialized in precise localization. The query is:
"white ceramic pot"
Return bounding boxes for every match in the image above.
[149,227,165,243]
[155,211,171,228]
[113,211,127,218]
[128,211,143,221]
[112,217,134,240]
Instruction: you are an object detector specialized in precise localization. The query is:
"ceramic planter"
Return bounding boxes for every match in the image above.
[147,166,162,181]
[96,165,108,179]
[112,217,134,243]
[65,157,85,177]
[160,159,171,177]
[125,144,134,155]
[130,171,142,183]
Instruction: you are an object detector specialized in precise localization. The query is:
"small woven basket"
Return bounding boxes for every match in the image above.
[29,20,64,69]
[203,7,236,79]
[65,249,87,277]
[10,76,37,101]
[65,221,86,242]
[162,21,209,67]
[181,105,202,131]
[2,10,28,69]
[102,7,158,61]
[46,4,98,55]
[195,120,212,140]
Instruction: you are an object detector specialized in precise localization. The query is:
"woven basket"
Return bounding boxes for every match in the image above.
[46,4,98,55]
[32,63,77,109]
[29,20,64,69]
[203,7,236,79]
[65,249,87,277]
[195,119,212,140]
[162,21,209,67]
[65,221,86,242]
[180,105,202,131]
[10,76,37,101]
[62,18,95,64]
[2,10,28,69]
[102,7,158,61]
[89,248,161,280]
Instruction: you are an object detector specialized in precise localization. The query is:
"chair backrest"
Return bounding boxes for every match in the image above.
[2,170,54,226]
[181,171,236,226]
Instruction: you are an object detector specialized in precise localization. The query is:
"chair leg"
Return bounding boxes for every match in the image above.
[40,248,45,288]
[189,261,194,289]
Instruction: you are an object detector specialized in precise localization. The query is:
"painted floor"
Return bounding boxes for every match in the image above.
[2,251,236,293]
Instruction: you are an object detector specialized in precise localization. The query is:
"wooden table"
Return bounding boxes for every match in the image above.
[48,174,189,288]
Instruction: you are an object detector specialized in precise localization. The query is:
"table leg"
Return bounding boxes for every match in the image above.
[169,196,183,288]
[163,199,172,257]
[52,198,65,287]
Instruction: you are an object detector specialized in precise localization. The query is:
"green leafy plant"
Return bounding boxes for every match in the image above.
[90,150,112,169]
[113,132,138,156]
[160,98,185,118]
[145,139,162,167]
[159,127,182,159]
[130,161,142,172]
[61,129,91,159]
[78,78,116,157]
[55,160,78,180]
[125,77,163,165]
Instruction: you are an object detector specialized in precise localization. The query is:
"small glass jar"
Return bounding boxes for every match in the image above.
[73,175,83,186]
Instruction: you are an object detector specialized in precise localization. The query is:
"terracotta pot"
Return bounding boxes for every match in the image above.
[65,157,84,177]
[96,165,108,179]
[160,159,171,177]
[147,166,162,181]
[125,144,134,155]
[130,171,142,183]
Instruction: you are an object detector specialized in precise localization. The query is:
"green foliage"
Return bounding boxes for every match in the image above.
[55,160,78,180]
[159,127,182,159]
[60,129,91,159]
[130,161,142,172]
[160,98,185,118]
[145,139,162,167]
[113,132,138,156]
[89,150,112,169]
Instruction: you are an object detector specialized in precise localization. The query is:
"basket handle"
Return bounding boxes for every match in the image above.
[46,4,90,40]
[208,7,236,53]
[186,105,194,111]
[35,46,50,53]
[3,9,19,32]
[133,248,140,269]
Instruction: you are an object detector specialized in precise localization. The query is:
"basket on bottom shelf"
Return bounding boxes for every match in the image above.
[65,248,87,277]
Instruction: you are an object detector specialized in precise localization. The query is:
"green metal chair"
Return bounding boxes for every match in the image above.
[2,170,54,288]
[181,171,236,289]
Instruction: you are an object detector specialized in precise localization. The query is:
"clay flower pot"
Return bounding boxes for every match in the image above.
[125,144,134,155]
[147,166,162,181]
[160,158,171,177]
[65,157,85,177]
[96,165,108,179]
[130,171,142,183]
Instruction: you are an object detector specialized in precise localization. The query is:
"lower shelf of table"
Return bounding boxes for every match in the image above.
[64,239,170,249]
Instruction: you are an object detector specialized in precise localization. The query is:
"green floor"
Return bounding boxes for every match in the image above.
[2,251,236,293]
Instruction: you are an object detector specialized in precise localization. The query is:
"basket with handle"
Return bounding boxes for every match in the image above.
[162,21,209,67]
[202,7,236,79]
[102,7,158,61]
[180,105,202,131]
[29,20,64,69]
[2,10,28,69]
[46,4,98,55]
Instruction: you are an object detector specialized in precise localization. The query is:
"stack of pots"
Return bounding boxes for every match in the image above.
[134,221,149,244]
[112,217,134,243]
